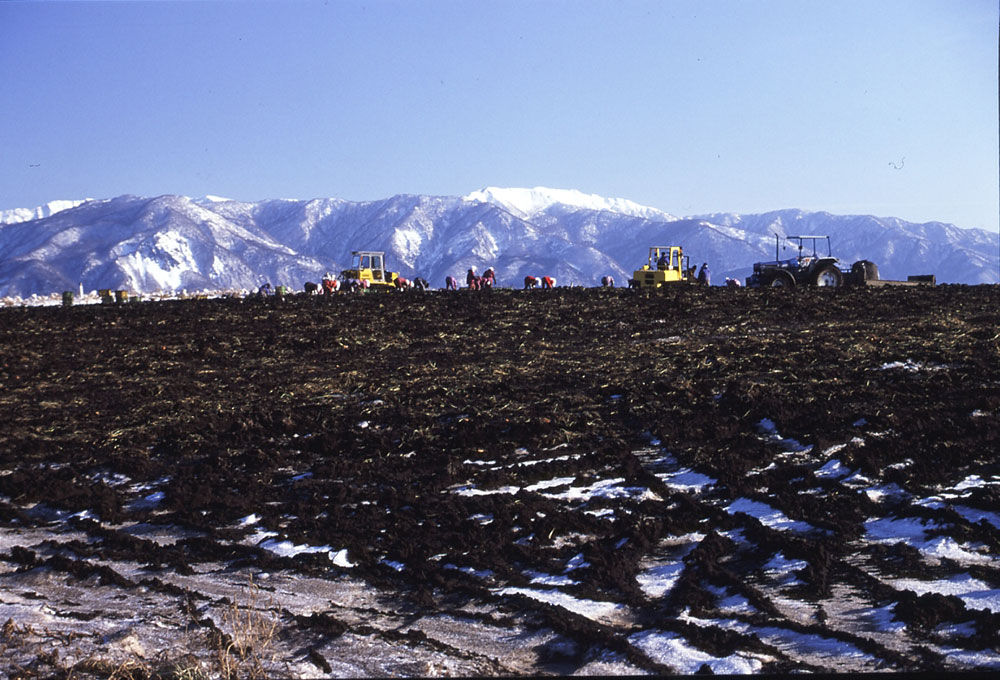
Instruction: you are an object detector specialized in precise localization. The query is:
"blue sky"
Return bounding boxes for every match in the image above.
[2,0,997,231]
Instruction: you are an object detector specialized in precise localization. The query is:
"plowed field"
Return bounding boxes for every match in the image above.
[1,285,998,677]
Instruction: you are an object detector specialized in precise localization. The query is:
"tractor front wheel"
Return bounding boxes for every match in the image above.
[812,265,843,287]
[768,271,796,287]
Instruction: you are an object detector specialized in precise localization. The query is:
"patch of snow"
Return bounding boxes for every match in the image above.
[257,536,355,567]
[756,418,811,453]
[630,630,762,674]
[443,563,493,580]
[864,604,907,633]
[496,586,625,621]
[815,459,854,480]
[704,584,758,615]
[127,491,165,511]
[934,620,977,637]
[726,498,820,533]
[504,453,575,469]
[864,483,910,503]
[949,504,1000,529]
[763,551,809,575]
[717,592,757,615]
[524,476,576,492]
[892,573,1000,612]
[539,477,660,503]
[864,515,944,543]
[453,484,520,497]
[462,459,496,466]
[636,561,687,600]
[939,648,1000,670]
[841,470,875,487]
[659,468,716,491]
[920,536,993,564]
[954,474,1000,491]
[865,516,991,564]
[681,611,876,664]
[526,571,577,586]
[878,359,948,372]
[330,548,356,568]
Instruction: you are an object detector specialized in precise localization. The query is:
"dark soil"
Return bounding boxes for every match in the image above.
[1,285,998,676]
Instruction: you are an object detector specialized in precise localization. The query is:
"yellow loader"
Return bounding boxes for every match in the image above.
[631,246,694,288]
[339,251,399,289]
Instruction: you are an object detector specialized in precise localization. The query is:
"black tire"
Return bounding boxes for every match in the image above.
[767,271,796,287]
[812,265,843,287]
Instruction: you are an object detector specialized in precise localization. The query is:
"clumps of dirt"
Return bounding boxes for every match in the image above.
[1,285,998,675]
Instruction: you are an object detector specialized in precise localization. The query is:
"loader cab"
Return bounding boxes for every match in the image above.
[353,252,384,281]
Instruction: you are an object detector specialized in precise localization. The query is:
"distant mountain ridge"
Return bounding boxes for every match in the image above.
[0,188,996,297]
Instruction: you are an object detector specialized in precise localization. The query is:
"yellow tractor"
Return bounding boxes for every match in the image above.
[631,246,694,288]
[340,250,399,289]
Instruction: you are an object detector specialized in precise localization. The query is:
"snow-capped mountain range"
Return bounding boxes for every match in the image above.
[0,188,997,297]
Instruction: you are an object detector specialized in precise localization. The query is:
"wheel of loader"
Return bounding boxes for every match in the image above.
[768,271,796,287]
[812,265,843,287]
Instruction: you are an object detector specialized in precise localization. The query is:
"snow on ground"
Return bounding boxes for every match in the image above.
[495,586,627,623]
[630,629,763,674]
[3,408,998,675]
[889,573,1000,612]
[684,611,878,668]
[726,497,823,534]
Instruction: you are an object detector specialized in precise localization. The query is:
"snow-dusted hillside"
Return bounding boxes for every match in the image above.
[0,189,996,296]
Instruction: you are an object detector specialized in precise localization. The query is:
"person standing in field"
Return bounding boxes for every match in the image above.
[698,263,711,286]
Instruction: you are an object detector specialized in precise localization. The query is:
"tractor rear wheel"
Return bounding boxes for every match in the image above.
[812,266,843,287]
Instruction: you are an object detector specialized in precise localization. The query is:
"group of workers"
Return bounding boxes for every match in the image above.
[260,260,724,296]
[463,266,497,290]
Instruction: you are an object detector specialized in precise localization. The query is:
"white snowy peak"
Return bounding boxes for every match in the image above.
[0,199,92,224]
[464,186,673,220]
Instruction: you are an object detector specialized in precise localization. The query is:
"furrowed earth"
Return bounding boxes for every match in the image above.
[1,285,998,677]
